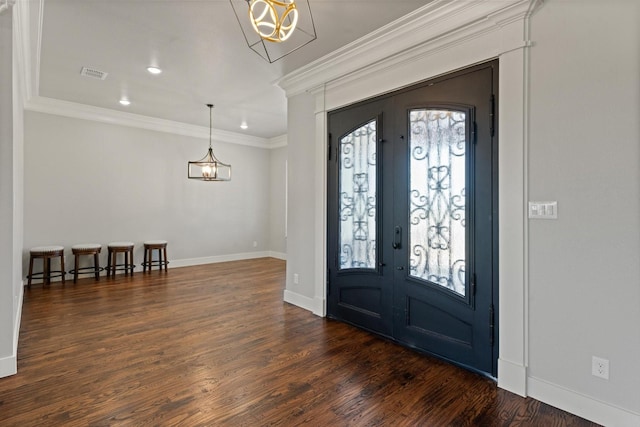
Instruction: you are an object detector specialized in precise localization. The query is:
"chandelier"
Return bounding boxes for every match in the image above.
[249,0,298,42]
[188,104,231,181]
[230,0,316,63]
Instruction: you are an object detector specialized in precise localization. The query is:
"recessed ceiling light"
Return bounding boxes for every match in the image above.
[147,66,162,75]
[240,122,248,130]
[119,98,131,106]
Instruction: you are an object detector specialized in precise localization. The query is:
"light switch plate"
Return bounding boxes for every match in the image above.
[528,201,558,219]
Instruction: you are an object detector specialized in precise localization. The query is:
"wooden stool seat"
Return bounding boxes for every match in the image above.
[142,240,169,272]
[69,243,103,283]
[106,242,135,277]
[27,245,66,287]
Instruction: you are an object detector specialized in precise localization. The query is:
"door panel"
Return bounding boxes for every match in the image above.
[327,61,498,376]
[327,98,394,337]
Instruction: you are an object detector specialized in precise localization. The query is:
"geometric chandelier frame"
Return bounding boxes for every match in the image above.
[188,104,231,181]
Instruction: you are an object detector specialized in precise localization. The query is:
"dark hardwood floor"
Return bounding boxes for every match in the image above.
[0,258,599,426]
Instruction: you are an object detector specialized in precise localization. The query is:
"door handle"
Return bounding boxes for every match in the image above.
[392,226,402,249]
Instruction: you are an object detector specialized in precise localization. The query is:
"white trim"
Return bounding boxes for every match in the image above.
[268,134,287,149]
[11,0,28,104]
[0,0,15,15]
[283,289,324,315]
[528,377,640,427]
[23,252,283,283]
[278,0,534,97]
[498,358,528,397]
[0,281,21,379]
[25,96,272,149]
[313,85,327,319]
[33,0,43,97]
[168,251,276,268]
[268,251,287,261]
[0,352,16,378]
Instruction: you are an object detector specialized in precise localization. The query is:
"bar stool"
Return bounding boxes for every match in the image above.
[69,243,103,283]
[142,240,169,272]
[106,242,135,277]
[27,245,66,287]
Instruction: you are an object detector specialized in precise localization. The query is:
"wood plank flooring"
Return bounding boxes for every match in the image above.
[0,258,600,426]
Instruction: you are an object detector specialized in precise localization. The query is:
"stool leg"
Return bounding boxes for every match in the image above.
[74,254,79,283]
[61,254,66,284]
[163,247,168,271]
[143,248,148,273]
[130,249,134,275]
[94,252,100,280]
[157,249,162,272]
[44,256,50,285]
[107,251,112,277]
[28,255,34,288]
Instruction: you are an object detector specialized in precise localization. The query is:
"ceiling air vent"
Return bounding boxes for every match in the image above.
[80,66,108,80]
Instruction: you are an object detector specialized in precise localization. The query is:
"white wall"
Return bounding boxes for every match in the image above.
[23,111,273,273]
[269,146,287,256]
[282,0,640,424]
[284,93,317,308]
[0,6,15,371]
[0,1,25,379]
[526,0,640,416]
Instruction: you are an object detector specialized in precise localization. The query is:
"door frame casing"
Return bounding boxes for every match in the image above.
[280,0,542,397]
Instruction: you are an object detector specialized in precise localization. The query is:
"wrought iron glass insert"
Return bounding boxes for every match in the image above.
[408,109,466,296]
[339,120,377,270]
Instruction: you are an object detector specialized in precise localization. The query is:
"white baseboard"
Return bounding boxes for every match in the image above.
[0,352,16,378]
[0,281,22,379]
[283,289,324,316]
[23,251,283,283]
[312,296,326,317]
[498,357,527,397]
[267,251,287,260]
[169,251,275,269]
[528,376,640,427]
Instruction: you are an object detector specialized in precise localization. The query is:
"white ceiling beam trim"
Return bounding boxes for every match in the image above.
[25,96,272,149]
[277,0,534,97]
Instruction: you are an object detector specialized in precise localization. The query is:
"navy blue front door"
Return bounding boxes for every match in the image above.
[327,61,498,376]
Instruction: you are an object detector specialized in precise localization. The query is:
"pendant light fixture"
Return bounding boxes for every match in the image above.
[229,0,316,63]
[188,104,231,181]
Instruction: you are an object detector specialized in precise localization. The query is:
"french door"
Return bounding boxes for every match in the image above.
[327,61,498,376]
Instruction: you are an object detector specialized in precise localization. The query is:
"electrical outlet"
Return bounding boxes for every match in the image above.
[592,356,609,380]
[252,241,258,248]
[293,273,299,285]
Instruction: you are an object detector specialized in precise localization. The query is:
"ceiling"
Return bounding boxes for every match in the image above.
[36,0,432,139]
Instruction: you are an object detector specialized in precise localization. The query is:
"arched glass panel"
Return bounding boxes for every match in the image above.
[339,120,377,270]
[408,109,466,296]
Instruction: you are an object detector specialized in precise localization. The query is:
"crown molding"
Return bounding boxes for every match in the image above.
[268,134,287,149]
[0,0,16,15]
[14,0,279,150]
[277,0,539,97]
[25,96,273,149]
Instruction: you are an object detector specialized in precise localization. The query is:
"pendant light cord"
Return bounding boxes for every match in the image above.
[208,104,214,150]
